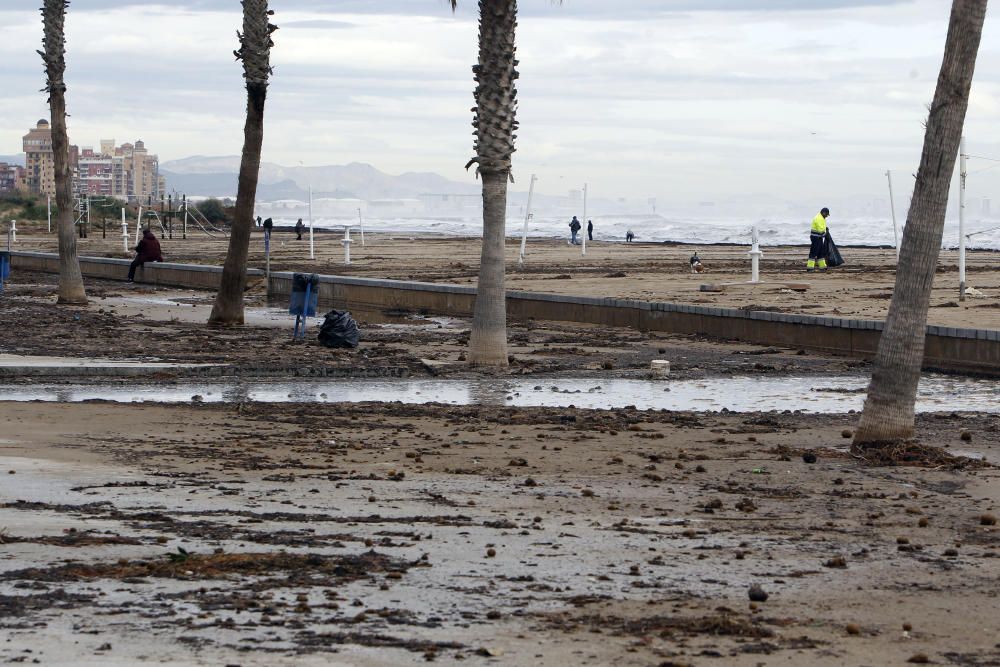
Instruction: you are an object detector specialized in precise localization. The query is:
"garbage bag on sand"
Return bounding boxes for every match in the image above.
[317,310,360,348]
[824,232,845,268]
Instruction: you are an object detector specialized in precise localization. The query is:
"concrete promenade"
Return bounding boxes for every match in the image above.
[10,250,1000,374]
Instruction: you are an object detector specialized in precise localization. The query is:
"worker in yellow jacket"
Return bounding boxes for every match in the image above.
[807,207,830,272]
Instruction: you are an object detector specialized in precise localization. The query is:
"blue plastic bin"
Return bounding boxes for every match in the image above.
[289,273,319,316]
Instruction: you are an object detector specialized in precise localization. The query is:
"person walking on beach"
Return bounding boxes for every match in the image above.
[256,216,262,227]
[127,228,164,283]
[807,207,830,272]
[625,230,635,243]
[262,217,273,235]
[569,216,582,245]
[295,218,304,240]
[587,219,593,241]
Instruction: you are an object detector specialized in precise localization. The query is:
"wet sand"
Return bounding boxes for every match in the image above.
[2,400,999,666]
[1,251,999,665]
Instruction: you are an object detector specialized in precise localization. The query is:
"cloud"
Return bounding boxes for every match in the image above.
[3,0,1000,209]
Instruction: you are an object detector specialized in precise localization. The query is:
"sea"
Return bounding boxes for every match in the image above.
[255,212,1000,250]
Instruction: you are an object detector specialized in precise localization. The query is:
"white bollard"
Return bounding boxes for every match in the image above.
[121,221,130,254]
[650,360,670,378]
[342,226,352,265]
[748,225,762,284]
[9,220,15,244]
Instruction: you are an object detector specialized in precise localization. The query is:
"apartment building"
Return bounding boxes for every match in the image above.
[21,120,163,200]
[0,162,24,193]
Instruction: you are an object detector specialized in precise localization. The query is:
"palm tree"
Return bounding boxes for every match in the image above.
[208,0,277,325]
[39,0,86,304]
[854,0,987,448]
[450,0,523,368]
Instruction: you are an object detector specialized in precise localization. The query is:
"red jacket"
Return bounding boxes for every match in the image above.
[136,231,163,263]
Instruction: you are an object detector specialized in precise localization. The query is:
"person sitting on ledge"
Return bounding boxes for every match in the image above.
[127,228,164,283]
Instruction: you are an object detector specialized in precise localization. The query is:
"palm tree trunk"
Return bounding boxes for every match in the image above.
[40,0,86,304]
[208,83,266,325]
[208,0,275,326]
[469,170,510,365]
[854,0,986,447]
[466,0,519,368]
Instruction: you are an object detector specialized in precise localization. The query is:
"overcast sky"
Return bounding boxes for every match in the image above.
[2,0,1000,210]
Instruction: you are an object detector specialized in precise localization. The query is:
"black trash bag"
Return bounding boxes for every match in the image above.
[317,310,360,348]
[824,231,845,268]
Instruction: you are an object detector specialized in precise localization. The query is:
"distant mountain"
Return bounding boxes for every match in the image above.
[160,156,480,200]
[0,154,25,166]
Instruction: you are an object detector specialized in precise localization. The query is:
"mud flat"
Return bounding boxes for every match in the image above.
[1,399,999,666]
[1,269,1000,665]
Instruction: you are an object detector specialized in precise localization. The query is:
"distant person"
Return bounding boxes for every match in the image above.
[568,216,582,245]
[625,230,635,243]
[256,216,262,227]
[295,218,304,240]
[690,251,704,274]
[262,217,274,235]
[127,228,163,283]
[807,207,830,272]
[587,219,593,241]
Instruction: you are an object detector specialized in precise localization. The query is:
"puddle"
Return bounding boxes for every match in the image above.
[0,374,997,413]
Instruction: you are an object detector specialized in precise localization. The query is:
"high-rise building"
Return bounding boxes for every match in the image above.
[77,147,113,196]
[23,119,54,196]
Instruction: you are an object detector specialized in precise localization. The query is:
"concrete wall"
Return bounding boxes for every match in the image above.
[269,271,1000,374]
[11,250,262,290]
[11,251,1000,374]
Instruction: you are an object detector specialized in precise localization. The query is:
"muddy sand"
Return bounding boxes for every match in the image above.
[0,259,999,666]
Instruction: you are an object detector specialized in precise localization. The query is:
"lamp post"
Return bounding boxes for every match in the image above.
[518,174,537,267]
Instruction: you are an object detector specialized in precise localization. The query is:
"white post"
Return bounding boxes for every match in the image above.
[135,206,143,244]
[581,182,588,256]
[47,196,51,233]
[748,225,762,283]
[85,196,90,236]
[121,209,129,254]
[308,186,315,260]
[357,208,365,246]
[9,220,16,245]
[518,174,537,267]
[885,170,900,260]
[342,226,352,265]
[959,136,967,301]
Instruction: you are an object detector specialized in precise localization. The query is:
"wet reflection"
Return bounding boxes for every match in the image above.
[0,375,998,414]
[468,380,516,407]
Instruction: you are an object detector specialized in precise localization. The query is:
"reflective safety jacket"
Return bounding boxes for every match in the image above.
[811,213,827,235]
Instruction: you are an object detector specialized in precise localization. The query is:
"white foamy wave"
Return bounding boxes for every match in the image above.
[257,212,1000,250]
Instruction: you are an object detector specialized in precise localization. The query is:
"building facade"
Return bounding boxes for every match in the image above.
[0,162,24,194]
[22,119,65,197]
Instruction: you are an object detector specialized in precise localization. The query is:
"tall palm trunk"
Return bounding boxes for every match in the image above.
[209,0,276,326]
[854,0,987,447]
[464,0,519,367]
[40,0,86,304]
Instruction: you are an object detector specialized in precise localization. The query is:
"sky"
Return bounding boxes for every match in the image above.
[2,0,1000,213]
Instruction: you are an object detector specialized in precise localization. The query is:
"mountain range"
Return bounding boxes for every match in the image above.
[160,156,481,201]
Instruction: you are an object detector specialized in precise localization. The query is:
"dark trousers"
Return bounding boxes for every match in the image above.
[588,230,593,240]
[808,232,825,259]
[127,257,143,281]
